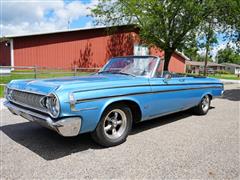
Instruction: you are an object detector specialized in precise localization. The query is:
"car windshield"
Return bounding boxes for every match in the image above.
[99,56,158,77]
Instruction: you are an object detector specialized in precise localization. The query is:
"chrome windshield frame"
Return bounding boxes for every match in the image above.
[98,55,162,78]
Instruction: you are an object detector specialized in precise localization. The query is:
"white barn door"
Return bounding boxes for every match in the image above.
[134,44,149,56]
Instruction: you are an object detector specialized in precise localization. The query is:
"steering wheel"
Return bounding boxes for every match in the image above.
[132,68,147,76]
[164,73,172,79]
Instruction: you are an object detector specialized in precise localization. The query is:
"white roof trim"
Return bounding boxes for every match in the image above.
[2,24,134,38]
[175,50,190,61]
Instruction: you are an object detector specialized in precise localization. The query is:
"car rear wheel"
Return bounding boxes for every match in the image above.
[194,95,211,115]
[91,104,132,147]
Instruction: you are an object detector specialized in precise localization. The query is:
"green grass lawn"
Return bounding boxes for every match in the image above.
[0,86,4,97]
[208,74,240,80]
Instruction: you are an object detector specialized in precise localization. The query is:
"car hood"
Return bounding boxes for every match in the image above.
[7,74,149,95]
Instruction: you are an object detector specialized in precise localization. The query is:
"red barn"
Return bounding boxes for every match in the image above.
[0,25,187,73]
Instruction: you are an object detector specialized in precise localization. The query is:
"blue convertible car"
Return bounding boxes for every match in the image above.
[4,56,224,146]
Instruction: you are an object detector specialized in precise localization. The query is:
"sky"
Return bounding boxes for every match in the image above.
[0,0,97,37]
[0,0,233,60]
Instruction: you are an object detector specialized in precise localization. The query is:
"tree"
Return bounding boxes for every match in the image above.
[0,37,10,43]
[180,38,214,62]
[179,38,199,61]
[215,0,240,52]
[183,48,213,62]
[199,18,218,75]
[92,0,217,70]
[92,0,240,71]
[217,47,240,64]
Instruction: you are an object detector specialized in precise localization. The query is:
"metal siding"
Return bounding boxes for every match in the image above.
[0,42,11,66]
[12,27,186,72]
[150,46,186,73]
[150,47,165,58]
[168,53,185,73]
[13,29,136,68]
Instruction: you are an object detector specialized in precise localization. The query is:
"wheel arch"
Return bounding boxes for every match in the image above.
[100,98,143,124]
[201,92,213,100]
[198,92,213,105]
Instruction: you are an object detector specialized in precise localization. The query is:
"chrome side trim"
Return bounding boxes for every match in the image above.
[72,84,150,93]
[68,92,98,112]
[69,92,77,111]
[72,107,98,112]
[74,86,223,103]
[71,83,223,94]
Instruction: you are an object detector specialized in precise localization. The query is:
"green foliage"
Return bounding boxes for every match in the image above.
[92,0,240,70]
[92,0,217,69]
[0,37,10,43]
[216,0,240,50]
[217,47,240,64]
[182,47,213,62]
[215,70,231,74]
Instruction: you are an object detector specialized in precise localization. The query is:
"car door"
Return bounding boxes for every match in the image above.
[148,75,191,118]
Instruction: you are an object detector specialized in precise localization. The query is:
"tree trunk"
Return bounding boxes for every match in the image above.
[203,20,212,77]
[203,45,209,76]
[164,49,174,71]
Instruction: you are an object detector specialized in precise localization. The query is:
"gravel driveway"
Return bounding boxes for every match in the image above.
[0,84,239,179]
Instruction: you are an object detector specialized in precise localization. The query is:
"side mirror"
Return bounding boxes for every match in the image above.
[163,74,172,83]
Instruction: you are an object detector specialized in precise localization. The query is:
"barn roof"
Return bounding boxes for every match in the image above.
[186,60,224,67]
[175,50,190,60]
[221,63,240,68]
[3,24,137,38]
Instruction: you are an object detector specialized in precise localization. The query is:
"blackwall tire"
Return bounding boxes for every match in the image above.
[193,95,211,115]
[91,104,132,147]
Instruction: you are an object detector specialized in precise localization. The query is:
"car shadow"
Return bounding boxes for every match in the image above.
[220,89,240,101]
[0,122,100,160]
[1,109,198,161]
[131,110,193,135]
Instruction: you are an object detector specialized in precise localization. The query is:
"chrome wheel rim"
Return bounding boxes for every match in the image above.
[103,109,127,140]
[202,96,210,112]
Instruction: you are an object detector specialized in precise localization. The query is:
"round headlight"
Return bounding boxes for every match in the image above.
[46,94,60,118]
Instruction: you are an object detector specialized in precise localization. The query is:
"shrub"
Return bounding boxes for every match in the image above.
[215,70,231,74]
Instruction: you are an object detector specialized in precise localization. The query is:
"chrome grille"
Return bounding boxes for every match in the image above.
[9,89,46,111]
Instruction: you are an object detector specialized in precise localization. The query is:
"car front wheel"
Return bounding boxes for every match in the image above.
[194,95,211,115]
[91,104,132,147]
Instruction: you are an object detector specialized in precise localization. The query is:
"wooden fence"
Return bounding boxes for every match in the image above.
[0,66,101,79]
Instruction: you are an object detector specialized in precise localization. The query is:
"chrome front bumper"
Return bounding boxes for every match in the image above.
[4,101,81,137]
